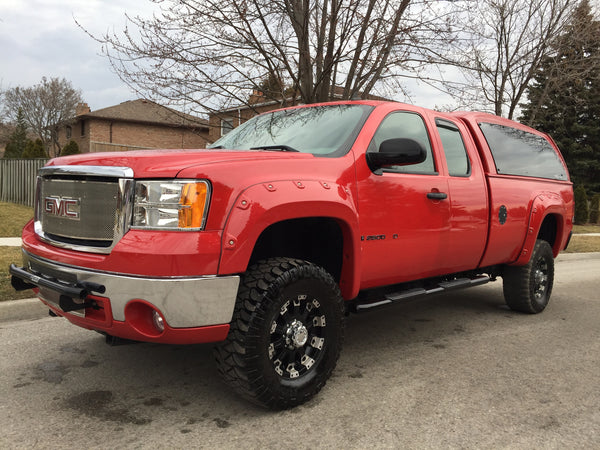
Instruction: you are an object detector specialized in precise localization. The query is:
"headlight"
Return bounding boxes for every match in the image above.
[132,180,210,230]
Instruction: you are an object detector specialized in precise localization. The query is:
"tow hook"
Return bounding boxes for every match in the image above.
[59,295,94,313]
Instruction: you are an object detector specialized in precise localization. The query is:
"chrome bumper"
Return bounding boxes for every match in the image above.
[13,250,240,328]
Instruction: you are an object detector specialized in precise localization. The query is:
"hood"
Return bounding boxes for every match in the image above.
[47,148,314,178]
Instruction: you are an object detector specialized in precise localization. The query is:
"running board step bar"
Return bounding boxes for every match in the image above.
[356,275,491,312]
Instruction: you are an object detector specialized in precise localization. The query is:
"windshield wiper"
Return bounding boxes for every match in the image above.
[250,145,300,152]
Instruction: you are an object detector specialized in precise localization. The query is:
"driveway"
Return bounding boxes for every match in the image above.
[1,253,599,448]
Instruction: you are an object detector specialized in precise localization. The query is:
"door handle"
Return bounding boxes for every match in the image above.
[427,192,448,200]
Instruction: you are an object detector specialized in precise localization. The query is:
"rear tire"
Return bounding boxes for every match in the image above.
[502,239,554,313]
[214,258,345,409]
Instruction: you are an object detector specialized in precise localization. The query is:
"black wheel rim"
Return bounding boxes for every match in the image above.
[268,294,327,380]
[533,256,549,301]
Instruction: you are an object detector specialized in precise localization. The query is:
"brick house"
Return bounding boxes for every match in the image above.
[58,99,210,153]
[207,91,293,142]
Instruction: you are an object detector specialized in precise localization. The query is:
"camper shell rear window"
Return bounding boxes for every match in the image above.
[479,122,568,181]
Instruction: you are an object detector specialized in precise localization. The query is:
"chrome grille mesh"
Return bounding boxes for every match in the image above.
[34,166,134,254]
[39,179,118,241]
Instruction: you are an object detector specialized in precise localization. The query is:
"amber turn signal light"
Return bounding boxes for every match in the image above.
[179,182,209,228]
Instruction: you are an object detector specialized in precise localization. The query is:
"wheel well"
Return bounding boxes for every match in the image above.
[249,218,344,281]
[537,214,558,248]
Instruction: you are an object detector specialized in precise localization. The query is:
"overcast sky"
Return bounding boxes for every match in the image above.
[0,0,482,117]
[0,0,160,112]
[15,0,596,117]
[1,0,460,116]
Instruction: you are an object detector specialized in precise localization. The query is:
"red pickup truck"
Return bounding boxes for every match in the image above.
[10,100,573,409]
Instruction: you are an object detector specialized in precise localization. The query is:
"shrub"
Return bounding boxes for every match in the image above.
[574,185,589,224]
[2,108,28,158]
[22,139,47,158]
[589,194,600,224]
[3,141,20,158]
[60,140,80,156]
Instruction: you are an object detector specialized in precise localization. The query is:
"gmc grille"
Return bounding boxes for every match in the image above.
[34,166,134,254]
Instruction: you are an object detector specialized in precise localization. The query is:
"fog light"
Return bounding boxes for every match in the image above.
[152,310,165,332]
[125,301,167,337]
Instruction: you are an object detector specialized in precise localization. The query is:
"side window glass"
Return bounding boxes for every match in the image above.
[436,119,470,177]
[368,111,436,174]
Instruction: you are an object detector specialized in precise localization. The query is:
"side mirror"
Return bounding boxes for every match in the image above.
[366,138,427,172]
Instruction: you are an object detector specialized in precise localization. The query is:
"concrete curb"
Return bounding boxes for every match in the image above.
[0,298,48,324]
[556,252,600,261]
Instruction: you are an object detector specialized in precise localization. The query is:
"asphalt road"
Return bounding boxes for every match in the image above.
[1,254,599,449]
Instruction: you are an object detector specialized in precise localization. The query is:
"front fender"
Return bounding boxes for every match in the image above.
[218,180,361,299]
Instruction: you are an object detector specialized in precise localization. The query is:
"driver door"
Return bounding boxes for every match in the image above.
[356,110,451,289]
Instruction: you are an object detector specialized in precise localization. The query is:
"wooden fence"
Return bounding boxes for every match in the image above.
[0,159,48,207]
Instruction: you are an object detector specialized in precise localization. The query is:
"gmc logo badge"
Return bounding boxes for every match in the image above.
[44,196,80,220]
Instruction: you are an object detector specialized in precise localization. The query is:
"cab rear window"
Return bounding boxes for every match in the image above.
[479,122,568,181]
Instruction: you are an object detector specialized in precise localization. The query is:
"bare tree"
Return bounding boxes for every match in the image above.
[3,77,83,157]
[438,0,577,119]
[82,0,454,114]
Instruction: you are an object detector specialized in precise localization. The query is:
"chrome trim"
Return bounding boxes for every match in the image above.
[128,226,206,231]
[116,178,135,243]
[39,165,134,178]
[34,166,135,254]
[23,250,240,327]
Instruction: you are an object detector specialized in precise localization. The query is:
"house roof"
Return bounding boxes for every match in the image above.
[213,87,391,115]
[78,99,209,130]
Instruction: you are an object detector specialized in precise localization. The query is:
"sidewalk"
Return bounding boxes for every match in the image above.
[0,298,48,323]
[0,237,22,246]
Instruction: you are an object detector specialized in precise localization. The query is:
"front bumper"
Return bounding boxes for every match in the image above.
[10,250,240,344]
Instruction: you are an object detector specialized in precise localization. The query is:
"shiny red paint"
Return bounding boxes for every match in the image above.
[456,111,574,267]
[23,100,574,344]
[22,222,222,277]
[41,296,230,345]
[218,178,361,298]
[352,103,491,288]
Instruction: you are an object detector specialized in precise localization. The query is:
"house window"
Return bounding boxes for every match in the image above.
[66,126,72,139]
[221,118,234,136]
[81,120,86,137]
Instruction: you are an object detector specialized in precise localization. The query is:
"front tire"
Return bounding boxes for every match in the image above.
[502,239,555,313]
[214,258,345,409]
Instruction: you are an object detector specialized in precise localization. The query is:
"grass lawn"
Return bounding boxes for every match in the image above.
[0,202,33,237]
[566,224,600,253]
[0,246,35,301]
[0,202,36,301]
[572,224,600,234]
[563,235,600,253]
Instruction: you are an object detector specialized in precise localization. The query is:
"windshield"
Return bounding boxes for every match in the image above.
[208,104,373,156]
